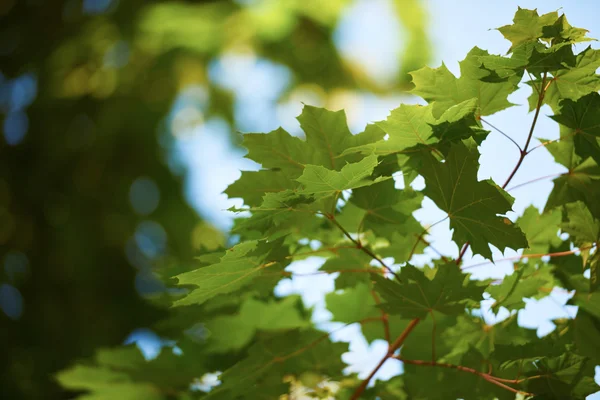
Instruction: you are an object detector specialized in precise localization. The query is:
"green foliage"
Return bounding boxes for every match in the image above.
[0,1,431,397]
[53,7,600,400]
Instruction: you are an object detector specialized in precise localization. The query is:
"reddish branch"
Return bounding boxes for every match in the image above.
[393,357,534,396]
[350,318,421,400]
[370,290,391,344]
[461,245,595,270]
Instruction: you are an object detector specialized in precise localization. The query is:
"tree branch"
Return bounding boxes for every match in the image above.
[350,318,420,400]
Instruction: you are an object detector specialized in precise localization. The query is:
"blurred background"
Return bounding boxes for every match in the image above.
[1,0,599,398]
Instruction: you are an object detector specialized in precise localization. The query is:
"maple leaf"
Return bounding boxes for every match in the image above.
[527,47,600,112]
[225,170,298,207]
[173,241,282,307]
[204,296,309,353]
[497,8,559,52]
[551,92,600,165]
[341,98,486,157]
[410,47,518,118]
[562,201,600,246]
[297,154,387,198]
[350,180,423,238]
[326,282,378,323]
[241,106,385,178]
[204,329,348,400]
[544,135,600,219]
[524,353,599,399]
[574,311,600,364]
[372,264,484,319]
[516,205,562,254]
[409,140,528,259]
[486,261,554,313]
[319,248,375,289]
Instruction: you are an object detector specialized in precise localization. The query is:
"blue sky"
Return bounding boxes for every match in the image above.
[171,0,600,395]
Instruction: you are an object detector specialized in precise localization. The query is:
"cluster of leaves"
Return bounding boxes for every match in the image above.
[57,8,600,400]
[0,0,431,397]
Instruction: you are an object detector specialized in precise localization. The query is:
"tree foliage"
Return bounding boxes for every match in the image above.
[28,6,600,400]
[0,1,430,398]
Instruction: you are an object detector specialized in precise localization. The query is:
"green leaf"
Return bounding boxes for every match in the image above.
[562,201,600,245]
[326,282,378,323]
[350,180,423,239]
[517,205,562,254]
[551,92,600,164]
[410,47,518,117]
[528,47,600,112]
[297,154,387,198]
[56,365,161,400]
[341,99,485,157]
[372,264,484,319]
[297,105,385,169]
[242,106,385,178]
[205,296,309,352]
[440,315,536,364]
[544,136,600,219]
[523,353,599,400]
[410,140,527,259]
[486,261,554,312]
[225,170,298,207]
[574,311,600,363]
[319,248,376,289]
[497,8,559,52]
[243,127,310,177]
[173,241,281,307]
[205,329,348,400]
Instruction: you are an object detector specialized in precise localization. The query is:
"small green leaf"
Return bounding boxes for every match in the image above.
[497,8,559,51]
[411,47,518,117]
[297,154,387,198]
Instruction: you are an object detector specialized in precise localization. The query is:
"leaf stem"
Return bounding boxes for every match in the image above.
[480,117,522,152]
[350,318,421,400]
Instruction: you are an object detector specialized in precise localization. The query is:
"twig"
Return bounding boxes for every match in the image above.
[456,243,470,265]
[506,173,563,192]
[394,357,534,396]
[480,117,522,152]
[419,237,450,263]
[408,217,449,262]
[350,319,421,400]
[327,214,400,281]
[461,245,594,270]
[370,290,391,344]
[285,245,357,259]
